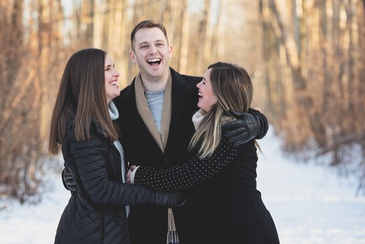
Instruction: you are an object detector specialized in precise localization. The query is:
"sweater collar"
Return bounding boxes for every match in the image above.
[192,109,206,130]
[108,101,119,121]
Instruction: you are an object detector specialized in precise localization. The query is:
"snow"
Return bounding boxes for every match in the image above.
[256,128,365,244]
[1,128,364,244]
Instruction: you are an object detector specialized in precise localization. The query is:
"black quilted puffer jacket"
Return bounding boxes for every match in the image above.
[54,109,183,244]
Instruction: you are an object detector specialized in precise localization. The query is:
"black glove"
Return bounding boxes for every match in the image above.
[223,109,268,146]
[154,192,188,208]
[62,167,77,193]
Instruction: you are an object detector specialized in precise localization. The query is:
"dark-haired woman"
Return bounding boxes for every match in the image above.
[49,48,187,244]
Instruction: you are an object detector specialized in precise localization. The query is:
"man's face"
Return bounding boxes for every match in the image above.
[129,27,172,81]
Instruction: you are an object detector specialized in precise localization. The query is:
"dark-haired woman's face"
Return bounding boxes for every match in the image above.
[196,68,217,113]
[104,55,120,103]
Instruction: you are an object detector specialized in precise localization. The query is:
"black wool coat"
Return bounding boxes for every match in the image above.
[132,139,280,244]
[114,68,203,244]
[54,110,181,244]
[198,140,280,244]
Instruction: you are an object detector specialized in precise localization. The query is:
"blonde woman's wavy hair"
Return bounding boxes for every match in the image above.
[189,62,253,158]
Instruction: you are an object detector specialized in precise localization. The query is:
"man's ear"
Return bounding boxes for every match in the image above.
[129,50,137,63]
[168,45,172,59]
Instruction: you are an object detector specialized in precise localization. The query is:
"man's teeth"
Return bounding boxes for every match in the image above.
[198,92,202,97]
[147,58,161,64]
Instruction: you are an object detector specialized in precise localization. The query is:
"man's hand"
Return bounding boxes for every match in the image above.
[154,192,188,208]
[223,109,268,146]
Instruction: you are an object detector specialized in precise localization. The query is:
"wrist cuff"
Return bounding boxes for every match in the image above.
[130,165,141,184]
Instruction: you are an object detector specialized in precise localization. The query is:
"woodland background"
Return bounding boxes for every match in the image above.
[0,0,364,203]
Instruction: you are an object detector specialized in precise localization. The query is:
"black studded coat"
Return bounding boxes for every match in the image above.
[133,139,280,244]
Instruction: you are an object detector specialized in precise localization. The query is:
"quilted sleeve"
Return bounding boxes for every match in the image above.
[68,126,180,207]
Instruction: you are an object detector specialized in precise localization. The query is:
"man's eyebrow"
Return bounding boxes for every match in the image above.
[138,40,165,45]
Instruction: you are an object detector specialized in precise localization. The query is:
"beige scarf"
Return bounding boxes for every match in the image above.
[134,73,179,243]
[135,73,172,151]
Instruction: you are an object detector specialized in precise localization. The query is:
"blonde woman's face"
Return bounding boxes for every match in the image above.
[104,55,120,103]
[196,68,217,113]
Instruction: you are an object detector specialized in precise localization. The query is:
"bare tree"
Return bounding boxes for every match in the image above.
[2,0,364,203]
[0,0,68,203]
[259,0,365,192]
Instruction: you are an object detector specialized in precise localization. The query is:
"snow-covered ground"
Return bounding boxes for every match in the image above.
[256,129,365,244]
[1,128,364,244]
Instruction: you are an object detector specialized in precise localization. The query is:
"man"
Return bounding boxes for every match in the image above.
[114,20,269,244]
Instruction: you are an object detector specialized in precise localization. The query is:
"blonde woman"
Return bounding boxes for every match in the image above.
[128,62,280,244]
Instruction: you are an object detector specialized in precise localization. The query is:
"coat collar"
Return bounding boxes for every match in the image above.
[122,67,193,153]
[168,68,190,136]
